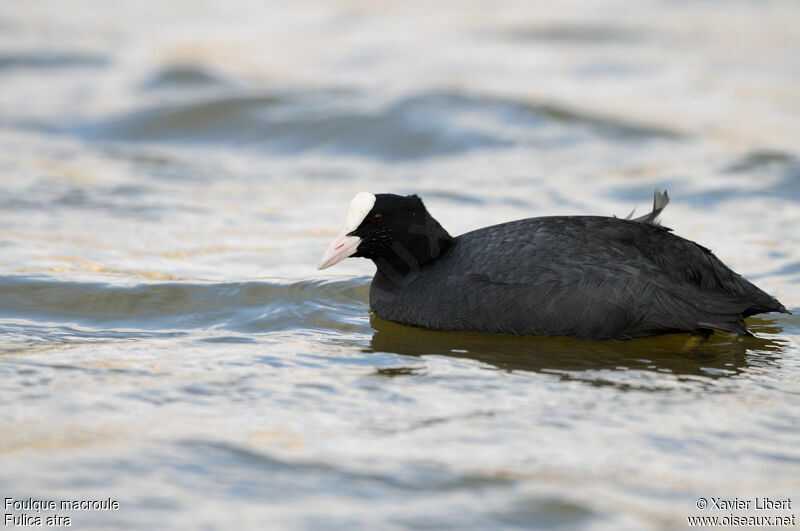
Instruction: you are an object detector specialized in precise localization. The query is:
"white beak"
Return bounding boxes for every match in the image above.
[318,229,362,270]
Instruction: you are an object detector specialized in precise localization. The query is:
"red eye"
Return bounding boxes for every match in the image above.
[372,213,383,223]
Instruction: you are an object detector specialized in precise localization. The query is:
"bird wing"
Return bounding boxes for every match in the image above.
[454,216,784,338]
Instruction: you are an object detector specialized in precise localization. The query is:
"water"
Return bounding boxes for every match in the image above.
[1,0,799,528]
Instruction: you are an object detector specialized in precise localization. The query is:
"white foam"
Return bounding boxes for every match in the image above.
[343,192,376,232]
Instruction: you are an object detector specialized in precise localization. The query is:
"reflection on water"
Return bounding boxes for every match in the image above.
[1,0,800,528]
[370,315,787,387]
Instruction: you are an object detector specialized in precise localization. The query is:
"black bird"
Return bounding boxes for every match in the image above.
[318,192,789,340]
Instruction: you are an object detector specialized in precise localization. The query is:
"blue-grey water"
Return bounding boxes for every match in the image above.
[1,1,799,529]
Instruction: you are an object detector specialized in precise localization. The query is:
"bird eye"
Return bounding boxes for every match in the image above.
[372,213,383,223]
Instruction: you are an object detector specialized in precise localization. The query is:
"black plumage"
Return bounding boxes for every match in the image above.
[337,192,789,340]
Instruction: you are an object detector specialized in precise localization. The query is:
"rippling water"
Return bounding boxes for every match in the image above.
[1,0,799,529]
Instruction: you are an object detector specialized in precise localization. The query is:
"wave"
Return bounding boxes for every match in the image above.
[140,64,232,91]
[496,23,645,44]
[0,51,108,71]
[68,90,680,160]
[0,275,371,335]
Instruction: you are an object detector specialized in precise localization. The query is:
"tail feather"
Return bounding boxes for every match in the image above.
[741,294,791,317]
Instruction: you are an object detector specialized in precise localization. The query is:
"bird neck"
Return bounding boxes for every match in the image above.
[373,214,453,283]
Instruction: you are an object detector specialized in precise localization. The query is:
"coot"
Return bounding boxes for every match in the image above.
[318,192,789,340]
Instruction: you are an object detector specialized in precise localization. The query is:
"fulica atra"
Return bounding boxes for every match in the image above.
[318,191,789,340]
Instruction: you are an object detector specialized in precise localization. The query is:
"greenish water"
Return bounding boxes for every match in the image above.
[1,1,799,529]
